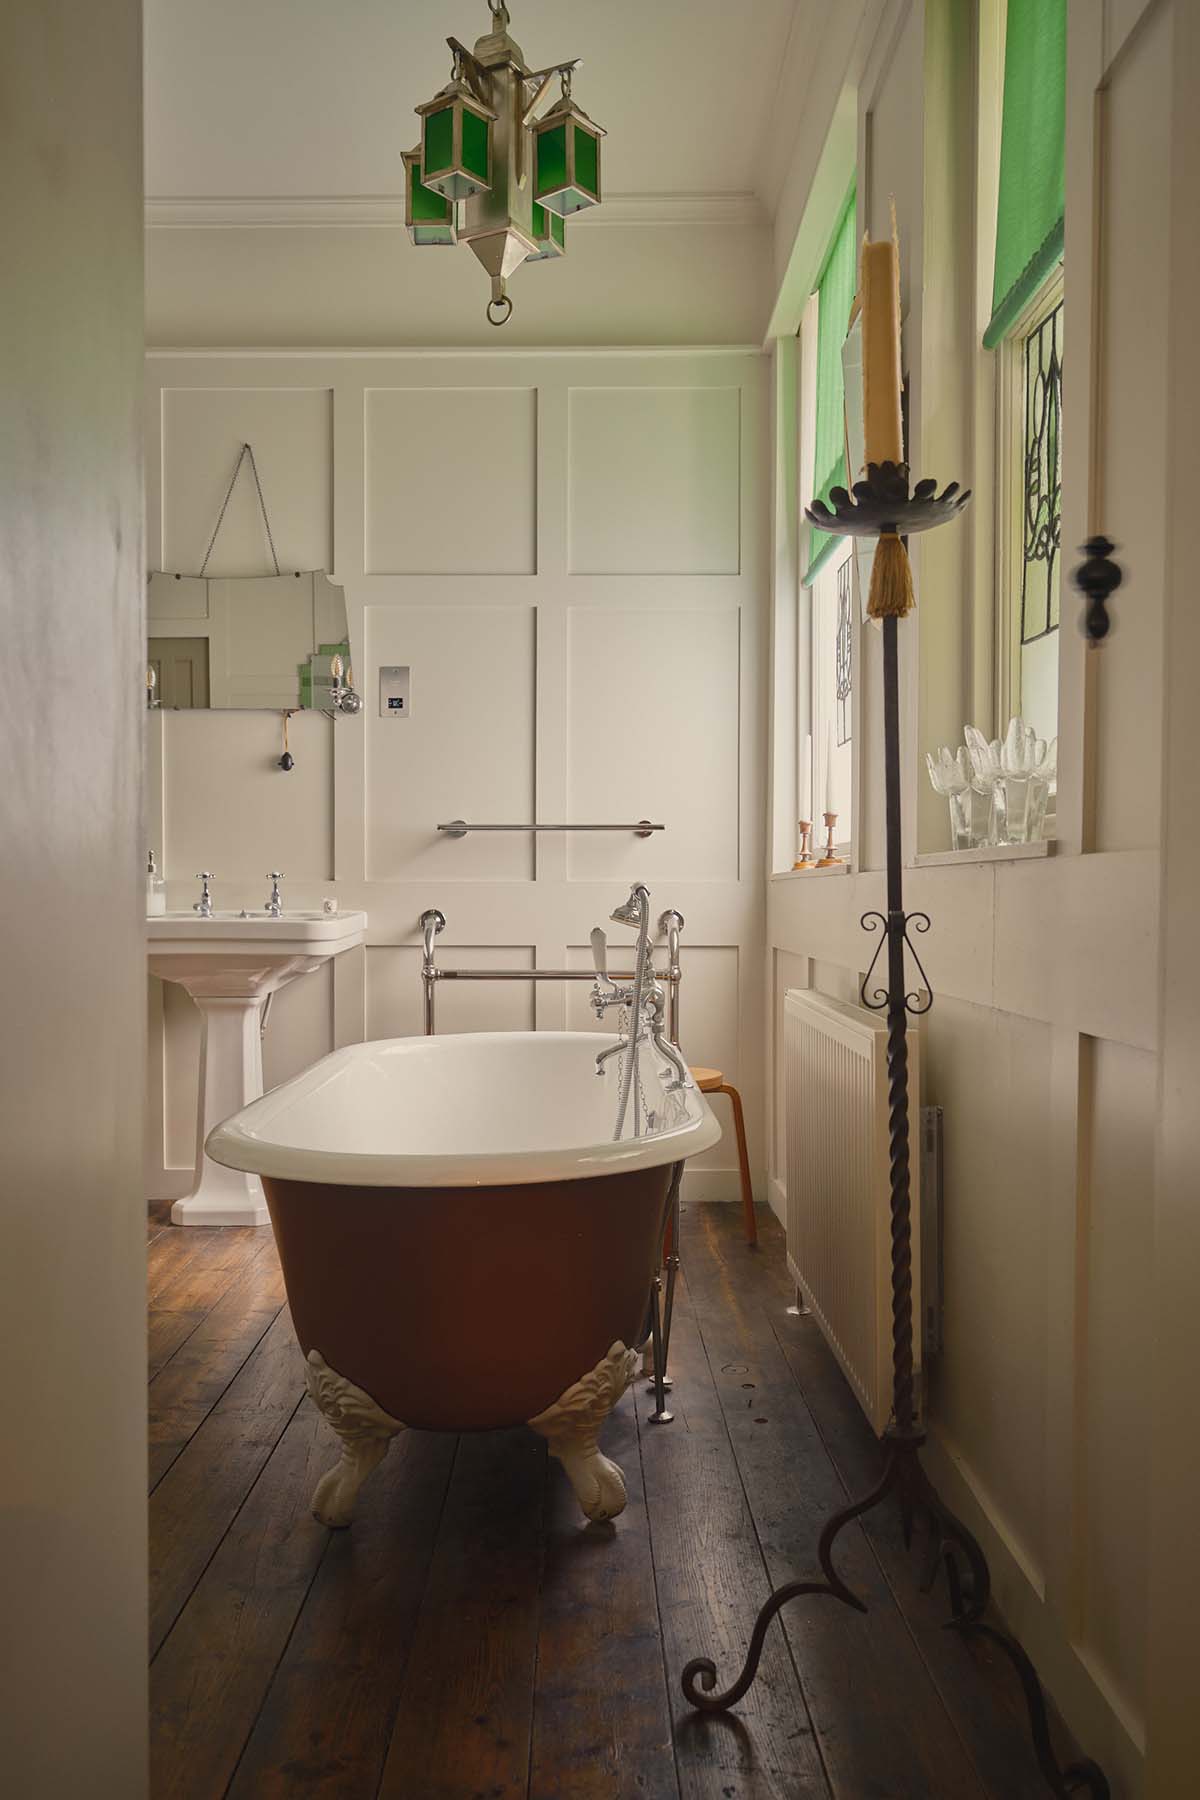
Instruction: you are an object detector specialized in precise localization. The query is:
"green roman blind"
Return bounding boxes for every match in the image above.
[803,185,857,586]
[984,0,1066,348]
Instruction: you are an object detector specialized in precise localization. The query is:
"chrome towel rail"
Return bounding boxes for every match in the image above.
[437,820,664,839]
[419,905,684,1041]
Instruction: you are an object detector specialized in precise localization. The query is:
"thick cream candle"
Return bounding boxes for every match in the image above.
[861,235,904,468]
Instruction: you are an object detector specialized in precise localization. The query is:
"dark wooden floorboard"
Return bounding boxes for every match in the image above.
[151,1400,332,1800]
[149,1247,287,1489]
[375,1429,547,1800]
[224,1429,457,1799]
[149,1306,306,1657]
[528,1394,680,1800]
[145,1203,1065,1800]
[638,1283,831,1799]
[148,1307,208,1380]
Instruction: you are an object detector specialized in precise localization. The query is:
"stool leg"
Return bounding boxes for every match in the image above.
[718,1083,757,1245]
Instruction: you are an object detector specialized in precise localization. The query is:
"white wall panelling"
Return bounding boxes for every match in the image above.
[363,388,537,576]
[567,386,741,574]
[565,608,741,884]
[157,386,333,574]
[364,605,537,885]
[146,348,767,1204]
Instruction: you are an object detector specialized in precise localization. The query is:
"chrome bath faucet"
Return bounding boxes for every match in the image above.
[193,872,214,918]
[265,872,284,917]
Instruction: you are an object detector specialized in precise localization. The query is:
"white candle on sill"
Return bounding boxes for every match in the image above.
[800,733,812,821]
[824,721,835,816]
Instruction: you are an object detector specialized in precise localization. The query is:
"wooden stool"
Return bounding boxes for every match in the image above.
[690,1067,757,1246]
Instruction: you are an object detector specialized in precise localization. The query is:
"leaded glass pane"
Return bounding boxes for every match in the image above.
[1020,297,1063,643]
[836,554,852,745]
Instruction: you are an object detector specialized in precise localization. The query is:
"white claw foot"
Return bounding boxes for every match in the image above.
[528,1341,638,1522]
[303,1350,405,1528]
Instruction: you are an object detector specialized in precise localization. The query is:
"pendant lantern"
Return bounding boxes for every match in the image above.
[404,3,604,323]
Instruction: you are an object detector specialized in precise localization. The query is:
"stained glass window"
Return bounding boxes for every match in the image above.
[836,553,852,745]
[1020,297,1062,644]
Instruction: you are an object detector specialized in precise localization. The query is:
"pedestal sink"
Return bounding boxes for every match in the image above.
[148,909,367,1227]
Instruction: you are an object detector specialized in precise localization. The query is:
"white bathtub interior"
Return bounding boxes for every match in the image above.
[207,1030,722,1187]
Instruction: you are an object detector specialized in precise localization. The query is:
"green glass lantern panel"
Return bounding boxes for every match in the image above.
[535,123,568,202]
[423,105,454,179]
[404,151,455,245]
[410,161,449,225]
[461,107,490,184]
[573,123,599,199]
[526,201,566,261]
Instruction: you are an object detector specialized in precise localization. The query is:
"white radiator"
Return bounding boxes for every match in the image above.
[784,989,921,1436]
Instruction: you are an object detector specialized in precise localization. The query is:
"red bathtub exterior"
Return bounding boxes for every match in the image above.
[263,1161,675,1430]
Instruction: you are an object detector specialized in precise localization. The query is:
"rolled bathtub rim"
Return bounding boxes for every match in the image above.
[205,1029,723,1189]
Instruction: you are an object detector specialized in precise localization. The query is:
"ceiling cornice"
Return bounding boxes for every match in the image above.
[144,192,768,231]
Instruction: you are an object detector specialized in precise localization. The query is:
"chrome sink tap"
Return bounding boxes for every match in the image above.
[265,872,284,918]
[193,872,214,918]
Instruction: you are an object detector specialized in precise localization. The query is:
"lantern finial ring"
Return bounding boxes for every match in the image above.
[487,293,513,326]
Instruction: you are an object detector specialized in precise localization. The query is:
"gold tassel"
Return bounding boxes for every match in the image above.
[867,529,915,619]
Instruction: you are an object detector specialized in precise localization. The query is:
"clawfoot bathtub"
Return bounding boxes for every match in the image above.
[206,1031,720,1525]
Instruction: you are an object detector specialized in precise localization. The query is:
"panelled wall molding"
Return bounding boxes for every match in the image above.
[145,348,768,1208]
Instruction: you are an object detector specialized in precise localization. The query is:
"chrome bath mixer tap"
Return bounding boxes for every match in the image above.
[591,884,689,1133]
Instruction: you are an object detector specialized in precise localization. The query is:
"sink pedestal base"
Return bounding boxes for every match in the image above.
[172,994,270,1228]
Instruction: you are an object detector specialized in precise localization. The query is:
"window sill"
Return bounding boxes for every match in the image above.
[913,840,1055,869]
[771,861,851,881]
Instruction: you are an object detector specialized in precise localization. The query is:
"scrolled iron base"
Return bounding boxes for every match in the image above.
[680,1430,1110,1798]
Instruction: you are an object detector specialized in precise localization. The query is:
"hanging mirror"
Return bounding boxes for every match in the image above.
[145,444,359,713]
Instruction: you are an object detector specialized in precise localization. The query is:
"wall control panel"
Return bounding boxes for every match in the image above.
[379,665,411,719]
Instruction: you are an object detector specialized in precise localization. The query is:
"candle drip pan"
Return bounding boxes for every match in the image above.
[806,460,972,538]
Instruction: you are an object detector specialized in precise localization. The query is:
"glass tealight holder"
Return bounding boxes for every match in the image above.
[957,781,998,849]
[997,772,1050,844]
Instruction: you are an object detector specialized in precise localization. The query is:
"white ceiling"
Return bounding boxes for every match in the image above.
[144,0,816,208]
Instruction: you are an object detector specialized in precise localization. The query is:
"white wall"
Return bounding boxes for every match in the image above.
[0,2,147,1794]
[145,215,772,349]
[765,0,1195,1792]
[145,348,768,1204]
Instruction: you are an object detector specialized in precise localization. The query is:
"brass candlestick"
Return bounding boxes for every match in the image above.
[792,821,816,870]
[816,811,843,866]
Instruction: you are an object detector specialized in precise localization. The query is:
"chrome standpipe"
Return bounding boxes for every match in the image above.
[420,908,446,1035]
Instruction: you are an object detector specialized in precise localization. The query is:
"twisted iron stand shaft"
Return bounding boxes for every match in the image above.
[679,617,1109,1799]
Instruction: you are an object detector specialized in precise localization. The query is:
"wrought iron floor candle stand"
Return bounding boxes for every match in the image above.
[679,462,1112,1800]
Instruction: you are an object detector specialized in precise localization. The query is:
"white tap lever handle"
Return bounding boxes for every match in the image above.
[590,925,609,982]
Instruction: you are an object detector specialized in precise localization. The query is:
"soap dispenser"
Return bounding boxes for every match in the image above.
[147,849,166,916]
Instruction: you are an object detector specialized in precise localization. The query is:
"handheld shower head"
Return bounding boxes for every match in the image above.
[610,883,649,928]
